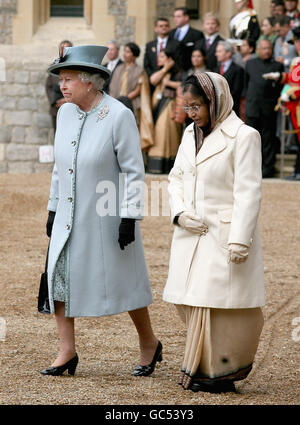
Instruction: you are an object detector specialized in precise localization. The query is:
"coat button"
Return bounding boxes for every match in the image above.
[68,197,73,202]
[71,141,76,146]
[68,168,73,174]
[66,224,71,230]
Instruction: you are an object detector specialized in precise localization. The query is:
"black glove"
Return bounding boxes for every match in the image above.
[118,218,135,250]
[46,211,56,238]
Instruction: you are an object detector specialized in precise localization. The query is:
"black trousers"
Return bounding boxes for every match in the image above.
[295,144,300,173]
[246,112,277,177]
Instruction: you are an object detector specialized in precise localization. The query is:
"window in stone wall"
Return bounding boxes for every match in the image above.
[51,0,84,17]
[186,0,199,20]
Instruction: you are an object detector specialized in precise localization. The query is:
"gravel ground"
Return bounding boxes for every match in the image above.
[0,173,299,405]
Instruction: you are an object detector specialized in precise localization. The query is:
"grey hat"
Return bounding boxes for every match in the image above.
[48,45,111,79]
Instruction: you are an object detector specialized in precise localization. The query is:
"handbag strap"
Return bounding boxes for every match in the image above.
[44,243,50,274]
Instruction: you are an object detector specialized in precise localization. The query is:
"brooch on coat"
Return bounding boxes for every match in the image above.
[97,105,110,122]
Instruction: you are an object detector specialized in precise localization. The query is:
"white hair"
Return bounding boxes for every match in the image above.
[78,72,106,91]
[107,39,120,49]
[217,40,234,55]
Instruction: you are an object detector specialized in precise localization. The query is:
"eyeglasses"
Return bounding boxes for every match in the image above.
[183,104,205,113]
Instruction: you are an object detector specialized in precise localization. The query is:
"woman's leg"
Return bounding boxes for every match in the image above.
[51,301,76,366]
[128,307,159,365]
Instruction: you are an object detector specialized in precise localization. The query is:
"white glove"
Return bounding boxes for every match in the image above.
[227,243,249,264]
[281,92,290,102]
[178,212,208,235]
[262,72,280,81]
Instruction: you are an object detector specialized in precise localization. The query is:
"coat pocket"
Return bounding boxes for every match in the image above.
[218,208,232,249]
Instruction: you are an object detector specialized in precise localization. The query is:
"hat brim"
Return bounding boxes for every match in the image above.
[48,62,111,80]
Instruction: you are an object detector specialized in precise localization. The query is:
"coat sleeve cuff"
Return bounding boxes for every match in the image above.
[228,235,253,248]
[47,199,58,212]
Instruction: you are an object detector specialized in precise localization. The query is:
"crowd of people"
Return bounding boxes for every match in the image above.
[104,0,300,180]
[46,0,300,180]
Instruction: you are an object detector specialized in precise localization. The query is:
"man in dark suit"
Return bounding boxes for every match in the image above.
[144,17,180,82]
[45,39,73,131]
[245,39,284,178]
[103,40,123,93]
[168,7,204,71]
[214,40,244,117]
[194,12,224,71]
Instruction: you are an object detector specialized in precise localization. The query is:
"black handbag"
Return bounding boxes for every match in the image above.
[38,245,51,314]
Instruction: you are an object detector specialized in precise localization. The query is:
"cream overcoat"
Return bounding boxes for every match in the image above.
[163,105,265,309]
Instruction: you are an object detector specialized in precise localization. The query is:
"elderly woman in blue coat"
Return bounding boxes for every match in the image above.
[41,45,162,377]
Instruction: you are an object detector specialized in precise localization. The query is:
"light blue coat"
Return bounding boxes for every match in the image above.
[47,93,152,317]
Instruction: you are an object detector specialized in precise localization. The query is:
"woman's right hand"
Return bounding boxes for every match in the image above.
[163,57,175,72]
[177,212,208,235]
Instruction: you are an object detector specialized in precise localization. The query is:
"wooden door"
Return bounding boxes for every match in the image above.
[50,0,84,17]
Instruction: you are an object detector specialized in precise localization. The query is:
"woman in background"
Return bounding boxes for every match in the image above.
[257,17,277,46]
[109,42,154,152]
[182,48,208,81]
[109,42,144,124]
[147,49,183,174]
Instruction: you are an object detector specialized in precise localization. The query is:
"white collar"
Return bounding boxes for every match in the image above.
[223,59,232,66]
[178,24,190,33]
[287,10,298,17]
[157,36,168,44]
[109,58,119,65]
[205,33,219,42]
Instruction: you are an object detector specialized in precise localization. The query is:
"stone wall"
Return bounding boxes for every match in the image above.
[157,0,176,19]
[0,0,17,44]
[108,0,136,45]
[0,60,54,173]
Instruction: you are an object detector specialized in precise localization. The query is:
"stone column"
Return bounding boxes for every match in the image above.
[84,0,92,25]
[12,0,34,44]
[12,0,47,44]
[128,0,157,48]
[0,0,17,45]
[91,0,115,44]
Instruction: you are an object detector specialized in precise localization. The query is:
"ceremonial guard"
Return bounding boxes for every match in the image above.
[229,0,260,44]
[264,27,300,180]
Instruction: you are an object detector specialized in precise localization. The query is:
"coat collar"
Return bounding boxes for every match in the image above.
[184,111,244,166]
[219,111,244,138]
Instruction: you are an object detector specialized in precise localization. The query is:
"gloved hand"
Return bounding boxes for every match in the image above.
[281,92,290,102]
[177,212,208,235]
[227,243,249,264]
[262,72,281,81]
[118,218,135,250]
[46,211,56,238]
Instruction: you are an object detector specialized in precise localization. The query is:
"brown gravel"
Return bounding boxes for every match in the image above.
[0,173,299,405]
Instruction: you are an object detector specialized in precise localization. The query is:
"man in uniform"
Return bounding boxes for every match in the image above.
[229,0,260,44]
[264,27,300,180]
[285,0,300,28]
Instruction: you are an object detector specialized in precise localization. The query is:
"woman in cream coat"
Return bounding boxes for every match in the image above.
[163,71,265,393]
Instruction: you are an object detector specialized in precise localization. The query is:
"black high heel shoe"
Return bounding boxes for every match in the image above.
[132,341,163,377]
[41,354,79,376]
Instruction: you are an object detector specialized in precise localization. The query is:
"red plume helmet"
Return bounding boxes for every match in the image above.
[248,0,254,8]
